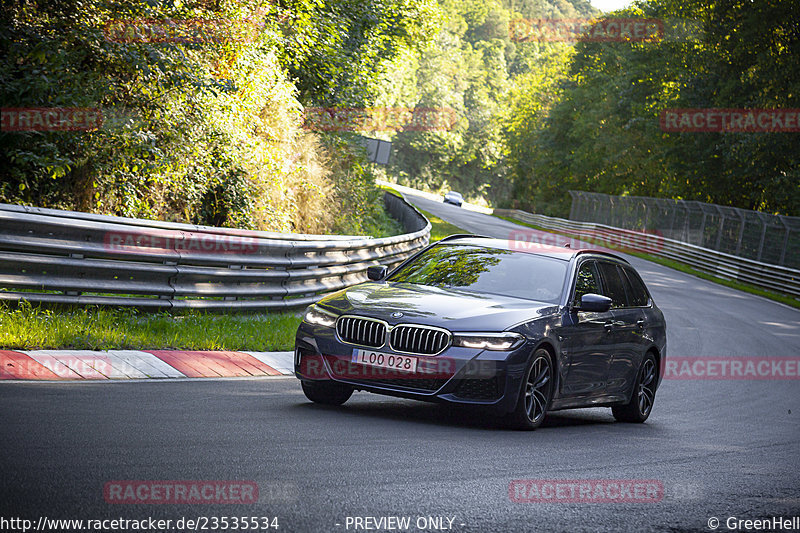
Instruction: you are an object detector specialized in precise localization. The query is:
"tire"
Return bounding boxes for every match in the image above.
[612,352,657,423]
[505,348,554,430]
[301,380,353,406]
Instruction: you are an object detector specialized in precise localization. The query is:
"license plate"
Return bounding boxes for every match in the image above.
[352,349,417,372]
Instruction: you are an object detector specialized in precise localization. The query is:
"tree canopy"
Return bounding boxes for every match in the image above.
[503,0,800,216]
[2,0,797,229]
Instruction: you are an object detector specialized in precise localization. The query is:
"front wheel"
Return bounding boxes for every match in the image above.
[505,348,554,430]
[301,380,353,406]
[612,352,657,423]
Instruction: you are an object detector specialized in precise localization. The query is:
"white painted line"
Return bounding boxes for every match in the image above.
[104,350,179,379]
[125,351,186,378]
[245,351,294,375]
[102,351,158,379]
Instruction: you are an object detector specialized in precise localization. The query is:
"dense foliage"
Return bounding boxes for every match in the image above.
[0,0,427,234]
[387,0,596,207]
[3,0,797,229]
[504,0,800,216]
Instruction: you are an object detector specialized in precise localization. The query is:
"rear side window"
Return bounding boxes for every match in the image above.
[622,267,651,307]
[597,262,630,308]
[573,261,601,305]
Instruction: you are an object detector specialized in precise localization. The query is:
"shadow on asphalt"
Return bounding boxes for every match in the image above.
[289,396,624,432]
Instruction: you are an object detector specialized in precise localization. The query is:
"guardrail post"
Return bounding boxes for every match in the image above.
[224,264,242,301]
[714,206,725,251]
[756,220,767,262]
[568,191,578,220]
[779,220,791,266]
[734,211,746,257]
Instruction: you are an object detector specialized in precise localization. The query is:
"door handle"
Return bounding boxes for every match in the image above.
[604,322,614,332]
[637,319,646,328]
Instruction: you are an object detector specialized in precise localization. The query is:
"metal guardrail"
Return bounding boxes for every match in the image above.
[569,190,800,269]
[495,208,800,300]
[0,192,430,310]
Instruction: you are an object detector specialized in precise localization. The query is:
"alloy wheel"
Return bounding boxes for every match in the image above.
[524,355,552,423]
[638,358,656,416]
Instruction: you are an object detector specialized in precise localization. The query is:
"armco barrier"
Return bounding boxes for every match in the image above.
[0,192,430,310]
[494,209,800,300]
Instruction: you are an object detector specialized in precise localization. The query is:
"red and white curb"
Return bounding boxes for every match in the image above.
[0,350,294,381]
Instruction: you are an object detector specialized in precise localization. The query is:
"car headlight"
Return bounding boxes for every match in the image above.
[452,332,525,351]
[303,305,338,328]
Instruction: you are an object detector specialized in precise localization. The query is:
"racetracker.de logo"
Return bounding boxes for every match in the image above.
[508,228,664,254]
[102,8,288,44]
[509,18,664,42]
[104,481,258,504]
[302,107,457,133]
[663,356,800,380]
[1,108,102,132]
[509,479,663,503]
[104,230,259,255]
[298,354,497,381]
[660,108,800,132]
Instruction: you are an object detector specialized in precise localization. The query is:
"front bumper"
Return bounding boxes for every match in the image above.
[294,321,530,414]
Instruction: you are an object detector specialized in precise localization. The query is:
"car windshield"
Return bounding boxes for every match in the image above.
[388,244,567,303]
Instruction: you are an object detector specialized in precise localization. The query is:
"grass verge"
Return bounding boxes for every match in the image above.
[0,302,301,351]
[495,214,800,310]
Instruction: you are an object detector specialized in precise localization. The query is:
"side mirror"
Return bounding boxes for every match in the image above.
[367,265,388,281]
[574,293,612,313]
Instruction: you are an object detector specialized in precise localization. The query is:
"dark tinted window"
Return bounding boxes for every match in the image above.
[622,267,650,306]
[597,262,629,308]
[389,244,568,303]
[573,261,601,305]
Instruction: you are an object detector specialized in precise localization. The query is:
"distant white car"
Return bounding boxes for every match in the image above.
[443,191,463,207]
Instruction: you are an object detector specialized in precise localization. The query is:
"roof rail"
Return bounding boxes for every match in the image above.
[575,249,630,263]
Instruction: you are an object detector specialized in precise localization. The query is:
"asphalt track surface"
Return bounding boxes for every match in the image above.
[2,190,799,532]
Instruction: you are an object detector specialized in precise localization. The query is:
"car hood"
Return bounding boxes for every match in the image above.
[317,282,559,330]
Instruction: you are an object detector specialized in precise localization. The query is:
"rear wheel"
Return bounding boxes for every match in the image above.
[612,352,657,423]
[505,348,554,430]
[301,380,353,406]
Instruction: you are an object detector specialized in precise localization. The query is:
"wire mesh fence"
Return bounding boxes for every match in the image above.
[568,191,800,269]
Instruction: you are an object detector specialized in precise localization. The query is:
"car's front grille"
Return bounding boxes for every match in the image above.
[454,376,501,400]
[337,316,386,348]
[390,325,450,355]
